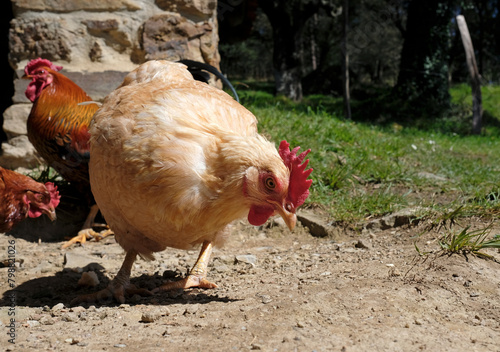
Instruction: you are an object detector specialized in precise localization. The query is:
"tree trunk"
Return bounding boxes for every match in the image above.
[310,13,318,71]
[456,15,482,135]
[395,0,453,113]
[260,1,303,101]
[341,0,351,119]
[259,0,337,101]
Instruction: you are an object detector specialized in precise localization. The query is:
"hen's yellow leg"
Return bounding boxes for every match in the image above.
[154,241,218,292]
[61,205,114,249]
[71,250,152,306]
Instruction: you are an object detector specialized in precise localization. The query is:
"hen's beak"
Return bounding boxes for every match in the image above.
[269,200,296,231]
[22,74,31,80]
[42,206,57,222]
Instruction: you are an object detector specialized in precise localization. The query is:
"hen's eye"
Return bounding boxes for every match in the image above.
[265,177,276,190]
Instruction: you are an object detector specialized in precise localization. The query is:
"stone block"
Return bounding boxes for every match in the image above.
[84,19,132,52]
[0,135,40,169]
[142,13,218,65]
[156,0,217,22]
[2,104,31,138]
[12,0,141,14]
[9,18,71,65]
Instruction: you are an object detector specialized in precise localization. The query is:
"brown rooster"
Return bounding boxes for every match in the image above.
[0,166,60,233]
[72,60,312,305]
[23,58,110,247]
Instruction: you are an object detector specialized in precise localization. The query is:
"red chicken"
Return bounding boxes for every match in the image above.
[72,61,312,305]
[0,166,60,233]
[23,58,109,247]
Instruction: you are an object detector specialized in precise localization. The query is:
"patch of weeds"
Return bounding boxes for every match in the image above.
[429,205,466,231]
[27,165,65,184]
[438,226,500,260]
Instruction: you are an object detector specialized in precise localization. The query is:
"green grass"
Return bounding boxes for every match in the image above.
[238,84,500,224]
[439,226,500,259]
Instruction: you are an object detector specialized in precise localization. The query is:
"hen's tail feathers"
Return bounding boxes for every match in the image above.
[177,59,240,103]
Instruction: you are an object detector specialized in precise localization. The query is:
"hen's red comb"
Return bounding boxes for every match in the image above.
[25,58,63,76]
[279,140,313,208]
[44,182,61,208]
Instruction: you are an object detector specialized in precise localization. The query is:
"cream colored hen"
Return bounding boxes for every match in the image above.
[73,60,312,304]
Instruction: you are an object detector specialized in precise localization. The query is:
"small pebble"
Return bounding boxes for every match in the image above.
[25,320,40,328]
[260,295,272,304]
[355,240,371,249]
[77,271,99,287]
[99,311,108,320]
[65,338,80,345]
[30,313,43,321]
[61,312,79,322]
[114,344,127,348]
[40,316,56,325]
[51,303,65,311]
[70,306,86,314]
[236,254,257,266]
[184,304,200,315]
[141,311,161,323]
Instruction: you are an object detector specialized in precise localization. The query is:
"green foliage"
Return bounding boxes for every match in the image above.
[439,226,500,259]
[27,165,64,184]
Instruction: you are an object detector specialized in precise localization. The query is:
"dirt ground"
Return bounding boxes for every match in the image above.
[0,210,499,352]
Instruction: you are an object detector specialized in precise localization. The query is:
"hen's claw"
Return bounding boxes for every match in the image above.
[154,241,217,292]
[61,228,114,249]
[70,250,147,306]
[61,204,114,249]
[154,275,218,292]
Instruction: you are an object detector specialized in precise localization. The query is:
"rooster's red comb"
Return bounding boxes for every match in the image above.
[25,58,63,76]
[279,140,313,208]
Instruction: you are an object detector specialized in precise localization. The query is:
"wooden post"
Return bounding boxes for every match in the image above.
[341,0,351,119]
[456,15,482,135]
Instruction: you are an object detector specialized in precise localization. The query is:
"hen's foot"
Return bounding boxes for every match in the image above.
[154,241,217,292]
[61,228,114,249]
[71,281,152,306]
[154,274,218,292]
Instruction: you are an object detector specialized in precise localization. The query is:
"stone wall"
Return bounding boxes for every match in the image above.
[1,0,220,168]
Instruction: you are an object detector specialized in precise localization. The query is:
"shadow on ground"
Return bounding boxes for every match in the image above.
[0,268,239,308]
